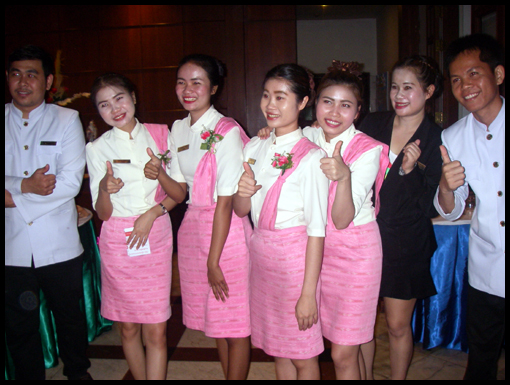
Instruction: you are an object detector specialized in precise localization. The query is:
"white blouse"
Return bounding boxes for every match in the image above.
[243,128,329,237]
[86,120,171,217]
[303,125,383,227]
[169,106,245,204]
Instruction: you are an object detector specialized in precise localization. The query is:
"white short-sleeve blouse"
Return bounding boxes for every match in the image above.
[169,106,245,204]
[243,128,329,237]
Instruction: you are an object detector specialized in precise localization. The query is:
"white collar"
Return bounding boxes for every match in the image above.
[270,127,304,146]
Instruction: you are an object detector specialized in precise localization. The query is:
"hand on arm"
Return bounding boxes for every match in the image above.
[126,196,176,250]
[256,127,272,140]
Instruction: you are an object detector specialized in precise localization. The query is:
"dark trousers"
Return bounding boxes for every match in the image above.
[5,255,91,380]
[464,284,505,380]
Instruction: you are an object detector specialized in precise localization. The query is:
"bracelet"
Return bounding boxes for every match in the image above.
[159,203,168,215]
[399,163,417,176]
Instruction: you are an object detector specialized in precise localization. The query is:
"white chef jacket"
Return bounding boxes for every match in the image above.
[303,125,383,227]
[86,120,171,217]
[5,102,86,268]
[243,128,329,237]
[433,97,505,298]
[169,106,245,204]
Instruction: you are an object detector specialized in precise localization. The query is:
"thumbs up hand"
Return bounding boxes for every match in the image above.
[21,164,57,196]
[401,139,421,175]
[144,147,163,180]
[100,161,124,194]
[320,141,350,182]
[439,145,466,193]
[237,162,262,198]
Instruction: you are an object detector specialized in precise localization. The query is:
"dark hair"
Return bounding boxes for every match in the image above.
[316,61,364,107]
[7,45,54,79]
[264,63,315,106]
[177,54,226,102]
[393,55,444,100]
[90,73,137,108]
[445,33,505,77]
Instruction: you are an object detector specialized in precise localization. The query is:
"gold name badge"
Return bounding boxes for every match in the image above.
[178,145,190,153]
[113,159,131,164]
[247,158,256,165]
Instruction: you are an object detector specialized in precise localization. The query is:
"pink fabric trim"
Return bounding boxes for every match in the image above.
[327,133,389,230]
[192,117,250,207]
[145,123,169,204]
[257,138,321,230]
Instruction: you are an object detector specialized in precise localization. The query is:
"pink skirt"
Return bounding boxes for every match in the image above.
[177,205,251,338]
[250,226,324,360]
[98,215,173,324]
[321,220,382,345]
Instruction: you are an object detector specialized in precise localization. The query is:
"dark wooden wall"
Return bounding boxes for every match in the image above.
[5,5,297,231]
[5,5,297,137]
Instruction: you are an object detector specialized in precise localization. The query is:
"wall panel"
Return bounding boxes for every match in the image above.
[5,5,298,229]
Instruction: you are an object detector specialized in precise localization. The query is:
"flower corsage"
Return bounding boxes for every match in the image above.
[200,129,224,153]
[271,152,294,176]
[157,150,171,166]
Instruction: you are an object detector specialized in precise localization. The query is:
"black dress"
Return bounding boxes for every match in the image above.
[358,112,443,300]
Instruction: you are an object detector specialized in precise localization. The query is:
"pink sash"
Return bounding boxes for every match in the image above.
[145,123,170,204]
[192,117,250,207]
[258,138,321,230]
[327,133,389,230]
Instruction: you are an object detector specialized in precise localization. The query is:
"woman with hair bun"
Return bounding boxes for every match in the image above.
[234,63,329,380]
[358,55,444,380]
[301,61,389,380]
[157,54,252,380]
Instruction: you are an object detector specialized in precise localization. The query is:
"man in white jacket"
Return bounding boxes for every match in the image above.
[434,34,505,380]
[5,45,91,380]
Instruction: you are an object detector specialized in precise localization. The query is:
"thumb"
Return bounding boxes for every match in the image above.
[414,139,421,146]
[106,161,114,176]
[147,147,158,159]
[333,141,343,158]
[37,164,50,174]
[439,145,451,164]
[243,162,254,178]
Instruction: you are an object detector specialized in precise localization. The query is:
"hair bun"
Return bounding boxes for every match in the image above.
[328,60,363,79]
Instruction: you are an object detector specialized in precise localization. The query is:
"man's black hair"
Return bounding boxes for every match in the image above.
[7,45,55,78]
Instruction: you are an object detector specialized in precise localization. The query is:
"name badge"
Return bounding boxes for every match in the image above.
[178,145,190,153]
[247,158,256,165]
[113,159,131,164]
[40,141,57,146]
[417,161,426,171]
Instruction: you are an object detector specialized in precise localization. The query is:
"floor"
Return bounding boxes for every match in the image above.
[46,254,505,380]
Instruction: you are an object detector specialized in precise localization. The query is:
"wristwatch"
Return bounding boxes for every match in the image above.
[399,163,417,176]
[159,203,168,215]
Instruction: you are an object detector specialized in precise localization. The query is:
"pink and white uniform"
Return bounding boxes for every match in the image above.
[170,106,251,338]
[244,128,329,359]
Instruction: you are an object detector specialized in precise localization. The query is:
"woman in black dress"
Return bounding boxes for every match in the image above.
[358,56,443,380]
